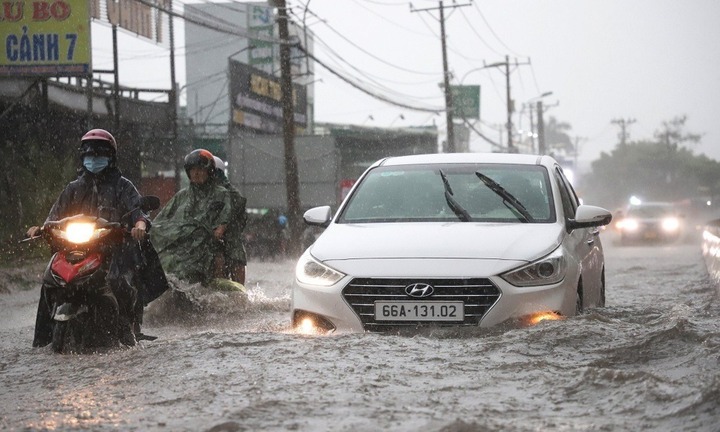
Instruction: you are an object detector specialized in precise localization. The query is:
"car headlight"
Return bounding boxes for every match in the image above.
[661,217,680,232]
[295,253,346,286]
[501,247,567,287]
[617,218,638,232]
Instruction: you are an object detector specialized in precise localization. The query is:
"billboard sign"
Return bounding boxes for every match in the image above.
[90,0,169,45]
[450,85,480,119]
[247,4,274,75]
[229,59,307,134]
[0,0,91,76]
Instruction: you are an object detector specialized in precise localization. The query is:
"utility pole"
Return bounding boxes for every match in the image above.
[411,1,470,153]
[537,100,546,155]
[168,0,181,191]
[505,56,516,152]
[468,56,528,153]
[528,103,535,152]
[572,136,586,171]
[112,25,120,132]
[439,2,454,152]
[611,117,636,146]
[277,0,302,256]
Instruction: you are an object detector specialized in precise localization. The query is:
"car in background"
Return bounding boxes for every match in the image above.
[615,202,684,244]
[291,153,613,333]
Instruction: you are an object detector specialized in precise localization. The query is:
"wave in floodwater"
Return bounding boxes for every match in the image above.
[143,274,292,333]
[2,248,720,431]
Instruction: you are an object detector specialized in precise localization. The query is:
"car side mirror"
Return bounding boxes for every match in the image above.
[304,206,333,228]
[568,205,613,230]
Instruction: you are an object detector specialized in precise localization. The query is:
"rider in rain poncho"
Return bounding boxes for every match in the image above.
[212,156,248,285]
[28,128,160,347]
[150,149,232,285]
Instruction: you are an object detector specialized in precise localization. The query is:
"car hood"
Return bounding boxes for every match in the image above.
[310,222,564,262]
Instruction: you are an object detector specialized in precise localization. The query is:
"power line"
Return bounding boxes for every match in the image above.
[472,2,526,58]
[129,0,447,113]
[297,44,443,113]
[296,6,439,76]
[458,7,504,57]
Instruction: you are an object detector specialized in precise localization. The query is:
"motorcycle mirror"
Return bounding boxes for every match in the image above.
[141,196,161,212]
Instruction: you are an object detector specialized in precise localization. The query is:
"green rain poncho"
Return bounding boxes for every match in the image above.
[217,174,248,265]
[150,181,232,284]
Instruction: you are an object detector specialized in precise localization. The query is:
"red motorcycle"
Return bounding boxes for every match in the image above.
[31,196,160,353]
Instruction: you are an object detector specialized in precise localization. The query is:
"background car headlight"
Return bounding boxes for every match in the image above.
[661,217,680,232]
[617,218,639,232]
[295,254,346,286]
[501,247,567,287]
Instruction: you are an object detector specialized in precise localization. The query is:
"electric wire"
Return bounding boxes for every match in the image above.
[310,33,442,98]
[297,6,439,76]
[297,44,443,113]
[97,0,549,129]
[458,7,504,57]
[471,2,525,58]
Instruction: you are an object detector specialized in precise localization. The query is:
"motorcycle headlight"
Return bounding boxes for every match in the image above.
[501,247,567,287]
[295,253,345,287]
[63,222,97,244]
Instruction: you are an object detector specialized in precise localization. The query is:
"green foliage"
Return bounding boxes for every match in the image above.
[0,133,77,264]
[582,125,720,210]
[545,116,574,153]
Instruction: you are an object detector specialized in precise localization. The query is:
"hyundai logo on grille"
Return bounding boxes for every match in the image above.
[404,283,435,298]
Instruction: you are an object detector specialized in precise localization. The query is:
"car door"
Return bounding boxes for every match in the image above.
[554,167,603,307]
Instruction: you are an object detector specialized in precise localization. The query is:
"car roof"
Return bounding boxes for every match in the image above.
[376,152,554,168]
[630,202,675,208]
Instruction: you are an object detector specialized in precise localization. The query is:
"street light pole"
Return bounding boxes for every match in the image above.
[524,91,552,154]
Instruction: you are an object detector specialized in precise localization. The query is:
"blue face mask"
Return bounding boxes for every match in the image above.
[83,156,110,174]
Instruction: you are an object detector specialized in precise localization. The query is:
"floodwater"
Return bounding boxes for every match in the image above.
[1,233,719,431]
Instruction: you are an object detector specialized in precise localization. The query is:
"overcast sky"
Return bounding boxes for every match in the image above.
[91,0,720,164]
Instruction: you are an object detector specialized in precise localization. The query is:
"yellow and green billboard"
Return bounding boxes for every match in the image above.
[1,0,91,76]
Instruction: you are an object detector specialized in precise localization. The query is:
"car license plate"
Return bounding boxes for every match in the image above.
[374,301,464,321]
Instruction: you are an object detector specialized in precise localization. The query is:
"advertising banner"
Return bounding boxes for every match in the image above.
[90,0,169,45]
[1,0,91,76]
[229,59,307,134]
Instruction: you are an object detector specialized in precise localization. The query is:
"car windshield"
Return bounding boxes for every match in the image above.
[627,205,675,218]
[338,163,555,223]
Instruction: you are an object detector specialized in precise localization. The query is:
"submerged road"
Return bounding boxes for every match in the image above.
[0,233,718,431]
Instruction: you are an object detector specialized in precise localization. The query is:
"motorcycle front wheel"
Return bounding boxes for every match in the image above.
[51,321,67,353]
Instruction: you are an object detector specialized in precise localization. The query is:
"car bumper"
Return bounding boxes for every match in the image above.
[291,259,579,332]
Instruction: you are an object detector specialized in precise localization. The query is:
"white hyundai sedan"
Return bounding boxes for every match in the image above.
[292,153,612,333]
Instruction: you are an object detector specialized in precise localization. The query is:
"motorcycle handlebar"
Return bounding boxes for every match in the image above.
[19,195,159,244]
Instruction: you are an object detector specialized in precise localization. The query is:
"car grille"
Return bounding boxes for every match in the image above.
[342,278,501,331]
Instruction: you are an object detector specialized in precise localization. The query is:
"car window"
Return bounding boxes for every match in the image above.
[339,163,556,223]
[554,168,577,219]
[627,205,675,218]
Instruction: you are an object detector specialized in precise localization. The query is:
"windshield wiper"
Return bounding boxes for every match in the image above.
[475,171,534,223]
[439,169,472,222]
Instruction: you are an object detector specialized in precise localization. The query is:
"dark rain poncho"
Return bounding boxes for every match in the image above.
[150,181,232,284]
[217,176,248,265]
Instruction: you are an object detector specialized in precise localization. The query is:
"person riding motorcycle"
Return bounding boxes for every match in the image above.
[150,149,232,285]
[212,156,248,284]
[28,129,151,347]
